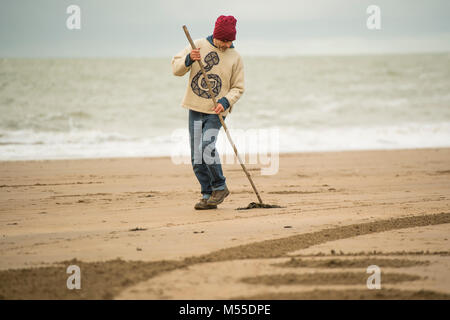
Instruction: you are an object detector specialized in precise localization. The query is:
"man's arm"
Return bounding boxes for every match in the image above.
[171,45,195,76]
[223,55,245,113]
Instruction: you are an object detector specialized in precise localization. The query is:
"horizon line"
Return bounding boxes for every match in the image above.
[1,51,449,60]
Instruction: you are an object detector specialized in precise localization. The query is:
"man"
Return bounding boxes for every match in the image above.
[171,15,245,210]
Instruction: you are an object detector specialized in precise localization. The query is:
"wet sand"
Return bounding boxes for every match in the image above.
[0,148,449,299]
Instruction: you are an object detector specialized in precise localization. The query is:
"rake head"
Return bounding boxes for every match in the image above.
[236,202,284,210]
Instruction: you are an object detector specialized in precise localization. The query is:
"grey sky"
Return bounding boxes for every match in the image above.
[1,0,449,57]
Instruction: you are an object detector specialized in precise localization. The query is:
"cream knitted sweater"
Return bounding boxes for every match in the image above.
[171,37,245,116]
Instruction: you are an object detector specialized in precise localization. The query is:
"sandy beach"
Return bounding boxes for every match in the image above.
[0,148,449,299]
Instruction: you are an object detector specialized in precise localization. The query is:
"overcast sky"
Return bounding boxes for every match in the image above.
[1,0,449,57]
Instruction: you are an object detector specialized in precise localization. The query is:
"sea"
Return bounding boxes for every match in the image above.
[0,53,449,161]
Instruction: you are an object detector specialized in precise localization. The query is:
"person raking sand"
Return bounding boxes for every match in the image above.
[171,15,244,210]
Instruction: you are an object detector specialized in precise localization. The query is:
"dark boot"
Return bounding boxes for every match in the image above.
[194,198,217,210]
[207,186,230,205]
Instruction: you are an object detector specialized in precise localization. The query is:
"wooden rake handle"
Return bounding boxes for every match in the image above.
[182,25,263,204]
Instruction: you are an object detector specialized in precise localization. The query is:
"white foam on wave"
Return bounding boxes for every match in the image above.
[0,122,449,161]
[277,122,450,152]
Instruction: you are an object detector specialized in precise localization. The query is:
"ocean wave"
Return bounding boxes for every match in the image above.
[1,55,449,160]
[0,129,138,146]
[0,122,449,161]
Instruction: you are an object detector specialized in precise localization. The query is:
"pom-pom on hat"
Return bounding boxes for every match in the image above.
[213,15,237,41]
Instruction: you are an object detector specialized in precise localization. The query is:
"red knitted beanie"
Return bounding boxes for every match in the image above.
[213,15,237,41]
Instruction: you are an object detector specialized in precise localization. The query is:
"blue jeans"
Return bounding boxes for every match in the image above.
[189,109,227,198]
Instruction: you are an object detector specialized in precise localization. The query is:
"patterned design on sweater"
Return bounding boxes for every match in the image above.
[191,51,222,99]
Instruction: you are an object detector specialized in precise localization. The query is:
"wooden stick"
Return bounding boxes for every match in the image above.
[182,25,263,204]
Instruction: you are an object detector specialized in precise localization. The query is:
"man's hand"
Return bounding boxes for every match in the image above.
[212,103,224,114]
[190,48,201,61]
